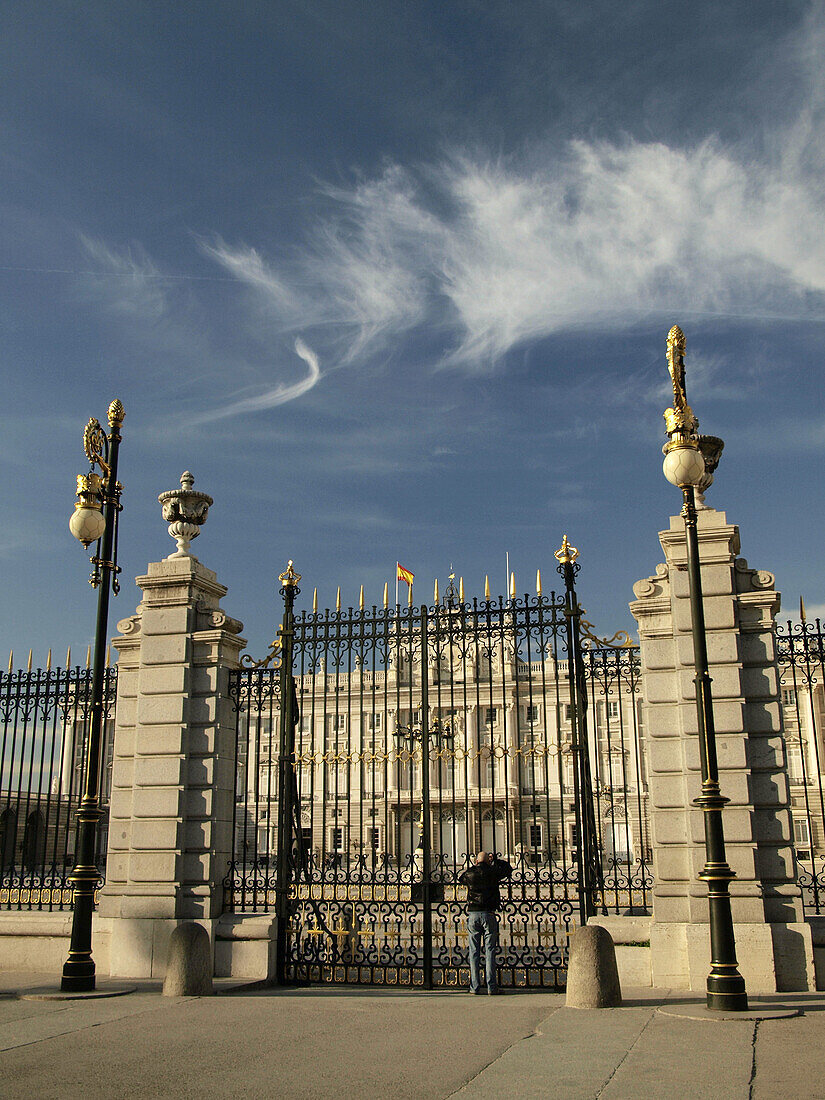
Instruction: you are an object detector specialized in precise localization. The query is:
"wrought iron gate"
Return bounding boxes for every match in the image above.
[226,545,649,989]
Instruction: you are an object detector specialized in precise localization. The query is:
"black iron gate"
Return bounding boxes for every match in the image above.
[225,545,648,989]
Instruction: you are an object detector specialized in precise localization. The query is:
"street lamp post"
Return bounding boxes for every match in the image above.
[62,399,124,992]
[661,326,748,1012]
[395,701,454,991]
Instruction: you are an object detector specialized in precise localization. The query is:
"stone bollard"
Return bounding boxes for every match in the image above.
[565,925,622,1009]
[163,922,214,997]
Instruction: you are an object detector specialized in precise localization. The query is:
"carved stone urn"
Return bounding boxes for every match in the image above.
[158,471,213,559]
[695,435,724,507]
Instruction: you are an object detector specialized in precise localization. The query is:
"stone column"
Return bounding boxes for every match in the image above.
[99,477,246,978]
[630,506,814,992]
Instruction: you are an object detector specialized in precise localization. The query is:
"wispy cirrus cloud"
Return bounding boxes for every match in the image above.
[190,337,321,424]
[78,234,171,319]
[199,15,825,371]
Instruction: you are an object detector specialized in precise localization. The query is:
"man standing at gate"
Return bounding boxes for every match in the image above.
[458,850,512,995]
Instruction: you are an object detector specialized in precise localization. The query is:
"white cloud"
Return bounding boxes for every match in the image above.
[191,337,321,424]
[200,14,825,371]
[79,234,170,319]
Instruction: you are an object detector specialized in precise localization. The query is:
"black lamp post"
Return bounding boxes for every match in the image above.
[62,400,124,992]
[661,326,748,1011]
[395,692,454,991]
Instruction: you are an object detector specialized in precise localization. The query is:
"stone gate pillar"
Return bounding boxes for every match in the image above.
[630,505,814,993]
[99,475,246,978]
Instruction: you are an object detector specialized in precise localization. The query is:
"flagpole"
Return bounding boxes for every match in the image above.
[395,563,399,608]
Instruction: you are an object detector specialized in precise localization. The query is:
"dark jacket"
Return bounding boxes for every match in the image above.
[458,859,512,912]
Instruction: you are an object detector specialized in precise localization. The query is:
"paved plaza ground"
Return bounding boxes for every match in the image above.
[0,972,823,1099]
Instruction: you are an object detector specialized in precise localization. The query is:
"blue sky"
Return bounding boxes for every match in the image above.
[2,0,824,665]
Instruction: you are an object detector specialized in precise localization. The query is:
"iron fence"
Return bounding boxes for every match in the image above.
[776,618,825,914]
[225,579,651,987]
[0,658,115,910]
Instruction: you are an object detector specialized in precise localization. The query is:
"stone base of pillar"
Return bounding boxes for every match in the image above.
[108,917,217,980]
[651,919,815,994]
[214,915,279,981]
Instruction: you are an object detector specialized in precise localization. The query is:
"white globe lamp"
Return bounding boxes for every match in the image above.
[663,443,705,489]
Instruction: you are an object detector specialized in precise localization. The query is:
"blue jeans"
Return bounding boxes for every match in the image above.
[468,910,499,992]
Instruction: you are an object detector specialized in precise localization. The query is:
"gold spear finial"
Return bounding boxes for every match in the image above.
[383,582,388,609]
[434,578,439,604]
[27,649,32,672]
[510,571,516,599]
[407,582,413,607]
[554,535,579,565]
[359,585,365,611]
[106,643,112,666]
[536,569,542,597]
[7,650,12,673]
[801,596,807,623]
[459,576,464,602]
[65,646,71,668]
[46,649,52,671]
[313,587,318,613]
[86,645,92,669]
[336,586,341,612]
[485,575,490,599]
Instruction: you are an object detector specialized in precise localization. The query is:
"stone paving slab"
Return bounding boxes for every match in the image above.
[0,974,824,1100]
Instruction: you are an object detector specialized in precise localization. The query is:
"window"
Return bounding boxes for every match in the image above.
[299,714,312,734]
[368,827,381,850]
[787,743,805,783]
[331,827,345,852]
[782,689,797,706]
[607,700,619,720]
[794,818,812,860]
[529,823,542,849]
[486,707,497,726]
[333,714,347,732]
[369,712,382,731]
[609,754,625,788]
[563,704,573,722]
[526,704,539,723]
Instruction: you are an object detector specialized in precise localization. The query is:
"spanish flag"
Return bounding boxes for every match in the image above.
[397,562,414,587]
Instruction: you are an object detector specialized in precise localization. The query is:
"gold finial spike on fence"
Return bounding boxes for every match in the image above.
[359,585,365,611]
[65,646,71,669]
[336,587,341,612]
[7,650,12,673]
[510,571,516,599]
[459,576,464,602]
[407,582,413,607]
[485,575,490,599]
[27,649,32,672]
[801,596,807,623]
[86,645,92,670]
[434,578,439,605]
[313,587,318,613]
[383,582,389,609]
[106,643,112,667]
[536,569,542,597]
[46,649,52,671]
